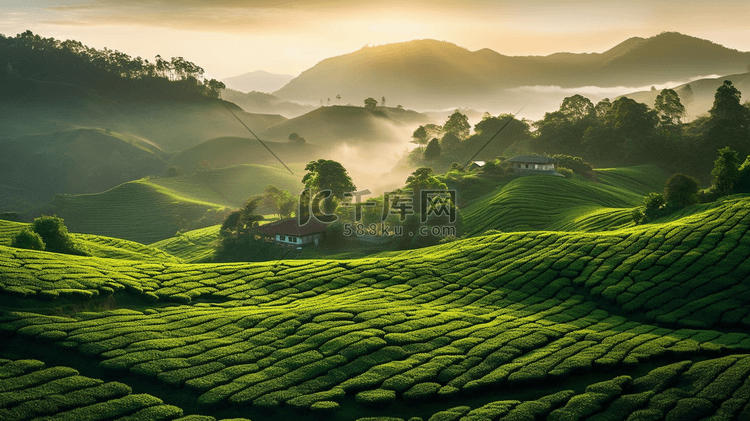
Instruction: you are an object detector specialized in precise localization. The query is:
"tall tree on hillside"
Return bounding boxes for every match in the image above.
[336,94,341,104]
[534,95,597,156]
[302,159,356,214]
[262,185,295,220]
[711,146,741,195]
[705,81,750,156]
[595,98,612,121]
[443,110,470,139]
[412,126,429,146]
[364,97,378,109]
[583,97,659,164]
[654,88,686,127]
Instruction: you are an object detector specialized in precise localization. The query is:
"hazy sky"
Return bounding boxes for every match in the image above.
[2,0,750,79]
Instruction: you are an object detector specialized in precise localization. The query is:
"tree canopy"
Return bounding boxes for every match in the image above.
[443,110,471,139]
[0,30,225,101]
[302,159,356,214]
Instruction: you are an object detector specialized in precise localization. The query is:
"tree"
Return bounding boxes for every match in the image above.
[302,159,356,214]
[166,166,181,177]
[534,95,597,156]
[364,97,378,109]
[705,81,750,156]
[29,215,88,255]
[681,84,694,119]
[654,88,685,126]
[411,126,429,146]
[423,138,441,162]
[262,185,295,220]
[735,155,750,193]
[644,192,666,211]
[711,146,741,195]
[595,98,612,120]
[583,97,659,164]
[381,96,386,107]
[336,94,341,104]
[443,110,470,139]
[440,132,461,157]
[288,133,299,142]
[664,173,700,207]
[405,167,448,192]
[11,229,45,251]
[560,94,595,122]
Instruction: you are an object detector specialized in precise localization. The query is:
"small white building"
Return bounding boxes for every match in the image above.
[508,156,560,175]
[256,218,327,246]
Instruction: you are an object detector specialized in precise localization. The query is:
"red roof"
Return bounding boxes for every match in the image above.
[256,218,328,237]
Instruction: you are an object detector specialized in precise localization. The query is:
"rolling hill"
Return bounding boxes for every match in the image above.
[274,32,750,109]
[0,219,180,263]
[51,163,303,244]
[257,105,431,145]
[0,192,749,420]
[0,128,167,214]
[462,166,671,235]
[0,77,287,153]
[167,137,321,174]
[220,89,316,118]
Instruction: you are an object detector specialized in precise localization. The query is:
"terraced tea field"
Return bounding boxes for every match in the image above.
[1,190,750,420]
[462,165,670,235]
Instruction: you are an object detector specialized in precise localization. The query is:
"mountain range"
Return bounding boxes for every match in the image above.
[222,70,295,93]
[273,32,750,110]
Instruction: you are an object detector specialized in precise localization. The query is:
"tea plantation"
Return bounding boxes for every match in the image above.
[1,178,750,419]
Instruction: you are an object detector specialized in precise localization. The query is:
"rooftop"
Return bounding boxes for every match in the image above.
[256,218,328,237]
[508,155,556,164]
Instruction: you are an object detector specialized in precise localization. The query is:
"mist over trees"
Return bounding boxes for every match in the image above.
[0,30,225,101]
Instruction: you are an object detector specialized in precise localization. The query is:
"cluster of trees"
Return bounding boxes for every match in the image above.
[1,30,225,101]
[534,82,750,179]
[407,82,748,182]
[409,110,533,171]
[11,215,89,256]
[633,146,750,223]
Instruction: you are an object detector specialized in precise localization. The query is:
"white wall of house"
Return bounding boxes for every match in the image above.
[275,233,321,245]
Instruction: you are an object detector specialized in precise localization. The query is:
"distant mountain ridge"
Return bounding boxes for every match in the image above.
[222,70,295,93]
[274,32,750,109]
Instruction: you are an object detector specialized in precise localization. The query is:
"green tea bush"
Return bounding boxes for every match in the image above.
[355,389,396,407]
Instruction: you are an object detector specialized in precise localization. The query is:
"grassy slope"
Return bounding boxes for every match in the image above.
[462,165,670,235]
[1,196,749,419]
[0,128,167,213]
[150,225,221,263]
[54,180,227,245]
[53,162,304,244]
[167,136,321,174]
[257,105,424,144]
[0,220,180,263]
[148,164,304,208]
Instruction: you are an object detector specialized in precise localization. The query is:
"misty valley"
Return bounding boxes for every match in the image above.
[1,29,750,421]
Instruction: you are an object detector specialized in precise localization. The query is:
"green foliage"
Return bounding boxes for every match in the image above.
[443,110,470,139]
[664,173,700,207]
[0,31,224,101]
[424,138,441,162]
[356,389,396,406]
[711,147,740,195]
[551,155,593,175]
[557,167,574,178]
[643,193,665,211]
[11,229,45,251]
[28,215,88,256]
[302,159,357,214]
[654,88,686,126]
[364,98,379,109]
